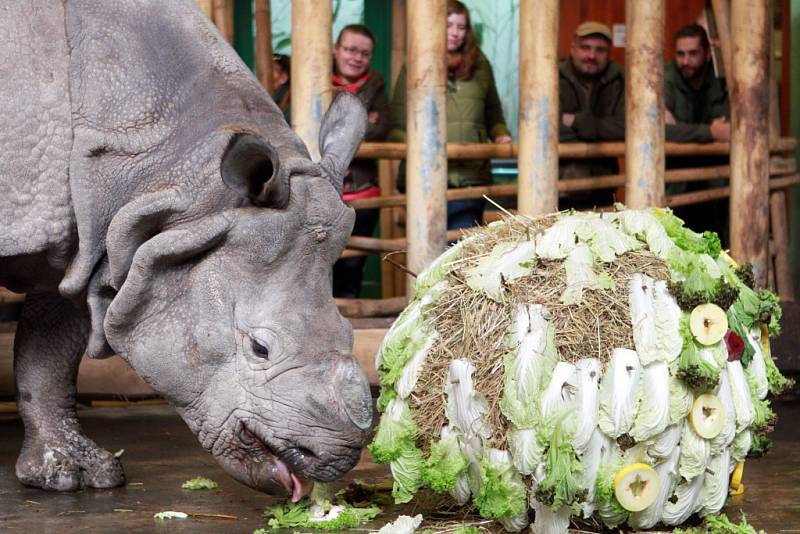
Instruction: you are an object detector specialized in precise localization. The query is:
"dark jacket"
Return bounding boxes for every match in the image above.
[388,52,511,188]
[664,61,730,143]
[558,59,625,143]
[558,59,624,180]
[341,72,390,193]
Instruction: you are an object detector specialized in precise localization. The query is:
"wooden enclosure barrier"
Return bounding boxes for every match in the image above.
[355,138,797,160]
[291,0,331,161]
[254,0,273,95]
[517,0,559,215]
[625,0,666,207]
[404,0,448,291]
[730,0,771,287]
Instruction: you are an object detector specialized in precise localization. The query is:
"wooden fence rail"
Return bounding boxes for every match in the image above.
[346,158,796,210]
[355,138,797,160]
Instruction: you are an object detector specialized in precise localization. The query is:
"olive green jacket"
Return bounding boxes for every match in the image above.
[388,52,510,188]
[664,61,730,143]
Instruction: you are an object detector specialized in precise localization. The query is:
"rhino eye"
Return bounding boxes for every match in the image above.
[250,338,270,359]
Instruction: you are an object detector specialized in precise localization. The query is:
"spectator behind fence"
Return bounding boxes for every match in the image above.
[664,24,730,143]
[664,23,731,245]
[272,54,291,124]
[388,0,512,230]
[558,21,624,209]
[331,24,390,299]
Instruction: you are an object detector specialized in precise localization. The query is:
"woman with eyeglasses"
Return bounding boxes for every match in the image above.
[331,24,390,299]
[388,0,512,230]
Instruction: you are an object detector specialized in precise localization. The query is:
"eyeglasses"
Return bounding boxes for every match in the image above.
[339,45,372,59]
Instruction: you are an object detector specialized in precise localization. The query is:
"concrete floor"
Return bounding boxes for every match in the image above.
[1,401,799,533]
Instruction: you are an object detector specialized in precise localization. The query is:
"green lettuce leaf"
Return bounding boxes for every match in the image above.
[473,449,527,519]
[368,398,417,464]
[652,208,722,257]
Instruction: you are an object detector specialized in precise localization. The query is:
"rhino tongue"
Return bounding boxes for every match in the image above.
[291,474,314,503]
[274,458,314,502]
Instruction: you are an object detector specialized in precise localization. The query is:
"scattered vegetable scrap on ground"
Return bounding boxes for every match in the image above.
[257,482,382,532]
[673,512,765,533]
[369,206,791,533]
[181,476,219,490]
[153,511,188,520]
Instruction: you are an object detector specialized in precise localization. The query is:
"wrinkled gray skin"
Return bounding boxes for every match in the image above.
[0,0,373,499]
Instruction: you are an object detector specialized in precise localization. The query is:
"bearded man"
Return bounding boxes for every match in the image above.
[558,21,624,208]
[665,24,730,142]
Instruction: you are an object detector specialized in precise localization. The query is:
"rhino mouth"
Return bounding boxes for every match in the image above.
[239,422,315,502]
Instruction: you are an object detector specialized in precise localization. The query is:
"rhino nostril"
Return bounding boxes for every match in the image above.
[337,356,373,430]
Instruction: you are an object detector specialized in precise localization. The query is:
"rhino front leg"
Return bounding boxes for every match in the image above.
[14,293,125,491]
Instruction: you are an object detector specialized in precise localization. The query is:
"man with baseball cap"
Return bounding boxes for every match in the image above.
[558,21,624,208]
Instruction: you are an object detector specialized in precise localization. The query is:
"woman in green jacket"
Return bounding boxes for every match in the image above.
[388,0,511,229]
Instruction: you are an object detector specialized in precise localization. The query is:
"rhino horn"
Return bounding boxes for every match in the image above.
[318,92,368,195]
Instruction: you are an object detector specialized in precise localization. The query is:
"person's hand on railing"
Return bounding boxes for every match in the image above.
[710,117,731,141]
[562,112,575,127]
[494,135,512,144]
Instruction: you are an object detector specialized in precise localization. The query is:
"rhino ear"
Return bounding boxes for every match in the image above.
[220,133,280,206]
[318,92,368,194]
[104,214,234,356]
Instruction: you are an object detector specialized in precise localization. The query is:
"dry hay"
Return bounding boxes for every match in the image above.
[409,212,670,451]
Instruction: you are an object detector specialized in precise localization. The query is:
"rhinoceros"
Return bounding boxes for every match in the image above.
[0,0,373,500]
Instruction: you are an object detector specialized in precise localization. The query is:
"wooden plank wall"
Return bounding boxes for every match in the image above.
[558,0,707,64]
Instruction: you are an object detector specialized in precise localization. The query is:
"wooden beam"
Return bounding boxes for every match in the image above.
[625,0,666,208]
[336,297,408,318]
[391,0,407,87]
[345,159,796,209]
[211,0,233,43]
[254,0,273,95]
[405,0,447,293]
[0,326,389,395]
[710,0,733,80]
[291,0,332,160]
[354,138,797,160]
[378,160,398,298]
[730,0,771,286]
[518,0,559,215]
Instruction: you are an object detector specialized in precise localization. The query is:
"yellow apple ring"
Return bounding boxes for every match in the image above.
[613,463,660,512]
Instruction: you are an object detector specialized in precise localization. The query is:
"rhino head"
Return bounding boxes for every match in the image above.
[93,93,372,500]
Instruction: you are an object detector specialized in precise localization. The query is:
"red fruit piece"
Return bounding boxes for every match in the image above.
[725,330,745,361]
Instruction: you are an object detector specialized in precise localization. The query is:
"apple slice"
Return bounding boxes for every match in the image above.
[613,463,660,512]
[690,303,728,346]
[689,393,725,439]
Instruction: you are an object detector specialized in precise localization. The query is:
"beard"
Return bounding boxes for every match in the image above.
[679,62,707,83]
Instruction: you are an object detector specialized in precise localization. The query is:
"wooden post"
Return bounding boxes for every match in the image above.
[710,0,733,80]
[212,0,233,43]
[291,0,332,160]
[517,0,559,215]
[405,0,447,292]
[730,0,770,286]
[770,190,795,300]
[625,0,665,208]
[254,0,273,96]
[391,0,407,88]
[389,0,407,298]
